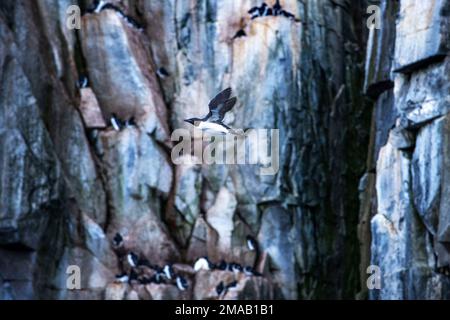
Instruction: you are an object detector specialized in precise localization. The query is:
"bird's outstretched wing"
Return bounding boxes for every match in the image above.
[207,88,237,122]
[209,87,232,109]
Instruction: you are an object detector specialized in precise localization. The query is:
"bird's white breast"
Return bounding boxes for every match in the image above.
[198,122,229,134]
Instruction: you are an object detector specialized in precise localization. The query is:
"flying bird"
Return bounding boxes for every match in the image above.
[184,88,237,134]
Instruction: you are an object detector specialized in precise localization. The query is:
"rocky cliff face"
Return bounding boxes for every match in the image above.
[0,0,448,300]
[360,0,450,299]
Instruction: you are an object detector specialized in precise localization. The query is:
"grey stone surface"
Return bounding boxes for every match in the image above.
[394,0,449,73]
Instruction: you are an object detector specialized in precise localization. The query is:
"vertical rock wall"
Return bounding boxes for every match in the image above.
[360,0,450,299]
[7,0,447,300]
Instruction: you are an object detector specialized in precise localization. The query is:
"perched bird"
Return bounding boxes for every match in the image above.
[216,260,228,271]
[194,257,214,271]
[125,117,136,128]
[248,6,260,19]
[150,273,164,284]
[115,272,129,283]
[244,266,262,277]
[163,264,175,280]
[139,276,152,285]
[137,257,152,268]
[157,67,170,79]
[127,252,139,268]
[184,87,237,135]
[246,235,258,251]
[233,29,247,39]
[226,281,238,290]
[280,10,295,19]
[273,0,282,15]
[112,232,123,247]
[176,276,188,291]
[129,269,139,284]
[77,75,89,89]
[110,114,122,131]
[84,0,107,14]
[262,5,273,16]
[230,263,243,273]
[216,281,225,295]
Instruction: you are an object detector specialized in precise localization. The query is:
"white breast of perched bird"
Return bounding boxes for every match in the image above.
[194,258,210,271]
[197,121,229,134]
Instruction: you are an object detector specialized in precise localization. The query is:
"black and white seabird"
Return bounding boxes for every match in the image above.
[112,232,123,247]
[216,281,225,296]
[244,266,262,277]
[77,75,89,89]
[176,276,188,291]
[262,4,273,16]
[157,67,170,79]
[115,272,129,283]
[86,1,143,31]
[85,0,107,14]
[110,114,122,131]
[233,29,247,39]
[226,281,238,290]
[129,269,139,284]
[248,6,260,19]
[137,257,152,268]
[246,235,258,251]
[125,117,136,128]
[216,260,228,271]
[280,10,295,19]
[273,0,282,16]
[230,262,243,273]
[139,276,152,285]
[194,257,214,271]
[163,264,175,280]
[184,87,237,135]
[150,273,164,284]
[127,251,139,268]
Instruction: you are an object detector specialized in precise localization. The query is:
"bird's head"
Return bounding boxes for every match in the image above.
[184,118,199,126]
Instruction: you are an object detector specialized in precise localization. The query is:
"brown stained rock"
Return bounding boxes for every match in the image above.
[79,88,106,129]
[80,10,170,145]
[186,216,209,261]
[146,283,184,300]
[105,283,128,300]
[206,187,237,261]
[193,270,236,300]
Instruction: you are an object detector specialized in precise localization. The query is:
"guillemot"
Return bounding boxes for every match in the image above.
[216,281,225,295]
[193,257,214,271]
[273,0,282,15]
[86,1,144,31]
[184,87,237,135]
[129,269,139,284]
[244,266,262,277]
[115,272,129,283]
[85,0,107,14]
[112,232,123,247]
[176,276,188,291]
[77,75,89,89]
[246,235,258,251]
[229,262,243,273]
[261,3,273,16]
[280,10,295,19]
[163,264,175,280]
[233,29,247,39]
[127,252,139,268]
[216,260,229,271]
[157,67,170,79]
[111,114,122,131]
[226,281,238,290]
[248,6,260,19]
